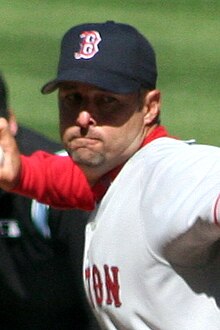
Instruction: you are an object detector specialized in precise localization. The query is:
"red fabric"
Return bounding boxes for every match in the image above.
[13,151,95,210]
[12,125,170,210]
[140,125,170,147]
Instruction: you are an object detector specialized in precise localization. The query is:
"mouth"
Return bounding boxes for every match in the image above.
[67,136,101,150]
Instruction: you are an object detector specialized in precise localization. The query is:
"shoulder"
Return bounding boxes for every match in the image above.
[133,137,220,168]
[115,137,220,190]
[142,137,219,155]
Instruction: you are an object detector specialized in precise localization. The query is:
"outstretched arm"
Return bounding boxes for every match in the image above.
[0,118,95,210]
[13,152,95,210]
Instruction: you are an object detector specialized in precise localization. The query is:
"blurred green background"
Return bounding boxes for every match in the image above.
[0,0,219,145]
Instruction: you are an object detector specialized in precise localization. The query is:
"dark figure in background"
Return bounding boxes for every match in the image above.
[0,73,100,330]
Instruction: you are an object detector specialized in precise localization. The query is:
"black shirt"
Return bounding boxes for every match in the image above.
[0,125,100,330]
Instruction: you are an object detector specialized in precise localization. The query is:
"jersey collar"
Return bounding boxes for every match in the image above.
[92,125,170,202]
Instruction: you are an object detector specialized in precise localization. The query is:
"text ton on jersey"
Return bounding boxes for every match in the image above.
[85,264,122,308]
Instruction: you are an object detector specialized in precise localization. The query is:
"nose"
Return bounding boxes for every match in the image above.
[76,111,96,128]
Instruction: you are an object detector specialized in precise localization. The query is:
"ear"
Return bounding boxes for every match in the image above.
[8,109,18,136]
[142,90,161,125]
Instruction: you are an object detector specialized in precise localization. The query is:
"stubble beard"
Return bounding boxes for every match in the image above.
[68,148,105,168]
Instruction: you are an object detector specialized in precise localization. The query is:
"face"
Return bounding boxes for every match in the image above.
[58,82,155,177]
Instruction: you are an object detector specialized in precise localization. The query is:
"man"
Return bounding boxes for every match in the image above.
[0,74,100,330]
[0,21,220,329]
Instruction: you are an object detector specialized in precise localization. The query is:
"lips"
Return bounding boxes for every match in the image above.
[68,137,101,150]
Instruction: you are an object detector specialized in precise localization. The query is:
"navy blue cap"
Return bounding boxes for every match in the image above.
[41,21,157,94]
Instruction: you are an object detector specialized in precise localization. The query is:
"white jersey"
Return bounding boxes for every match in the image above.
[83,137,220,330]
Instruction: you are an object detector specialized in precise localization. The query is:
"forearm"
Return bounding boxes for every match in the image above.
[12,151,95,210]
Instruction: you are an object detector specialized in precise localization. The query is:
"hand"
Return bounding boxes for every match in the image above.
[0,118,21,191]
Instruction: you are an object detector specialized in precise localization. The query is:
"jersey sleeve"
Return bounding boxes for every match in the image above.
[139,140,220,263]
[12,151,95,210]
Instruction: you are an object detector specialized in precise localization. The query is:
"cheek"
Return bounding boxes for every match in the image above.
[123,113,144,139]
[106,114,145,154]
[59,110,75,135]
[59,127,74,149]
[102,126,133,154]
[59,102,79,127]
[59,117,73,144]
[59,116,65,138]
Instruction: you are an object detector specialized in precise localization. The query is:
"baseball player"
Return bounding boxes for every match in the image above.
[0,21,220,329]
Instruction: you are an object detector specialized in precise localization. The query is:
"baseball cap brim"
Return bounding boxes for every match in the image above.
[41,67,141,95]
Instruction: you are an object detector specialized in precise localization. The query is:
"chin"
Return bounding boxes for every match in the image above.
[70,150,105,168]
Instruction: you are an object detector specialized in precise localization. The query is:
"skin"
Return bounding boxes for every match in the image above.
[0,117,20,190]
[58,82,161,185]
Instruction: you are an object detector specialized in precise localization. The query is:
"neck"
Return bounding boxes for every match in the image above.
[80,161,122,186]
[90,124,170,202]
[82,124,169,186]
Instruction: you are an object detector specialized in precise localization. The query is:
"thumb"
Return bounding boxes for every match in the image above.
[0,117,21,190]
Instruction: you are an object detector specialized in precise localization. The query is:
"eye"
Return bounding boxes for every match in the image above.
[65,92,82,105]
[101,96,117,104]
[96,95,119,113]
[96,95,118,110]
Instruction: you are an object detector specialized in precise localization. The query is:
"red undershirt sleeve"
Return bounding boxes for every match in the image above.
[11,126,171,210]
[12,151,95,210]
